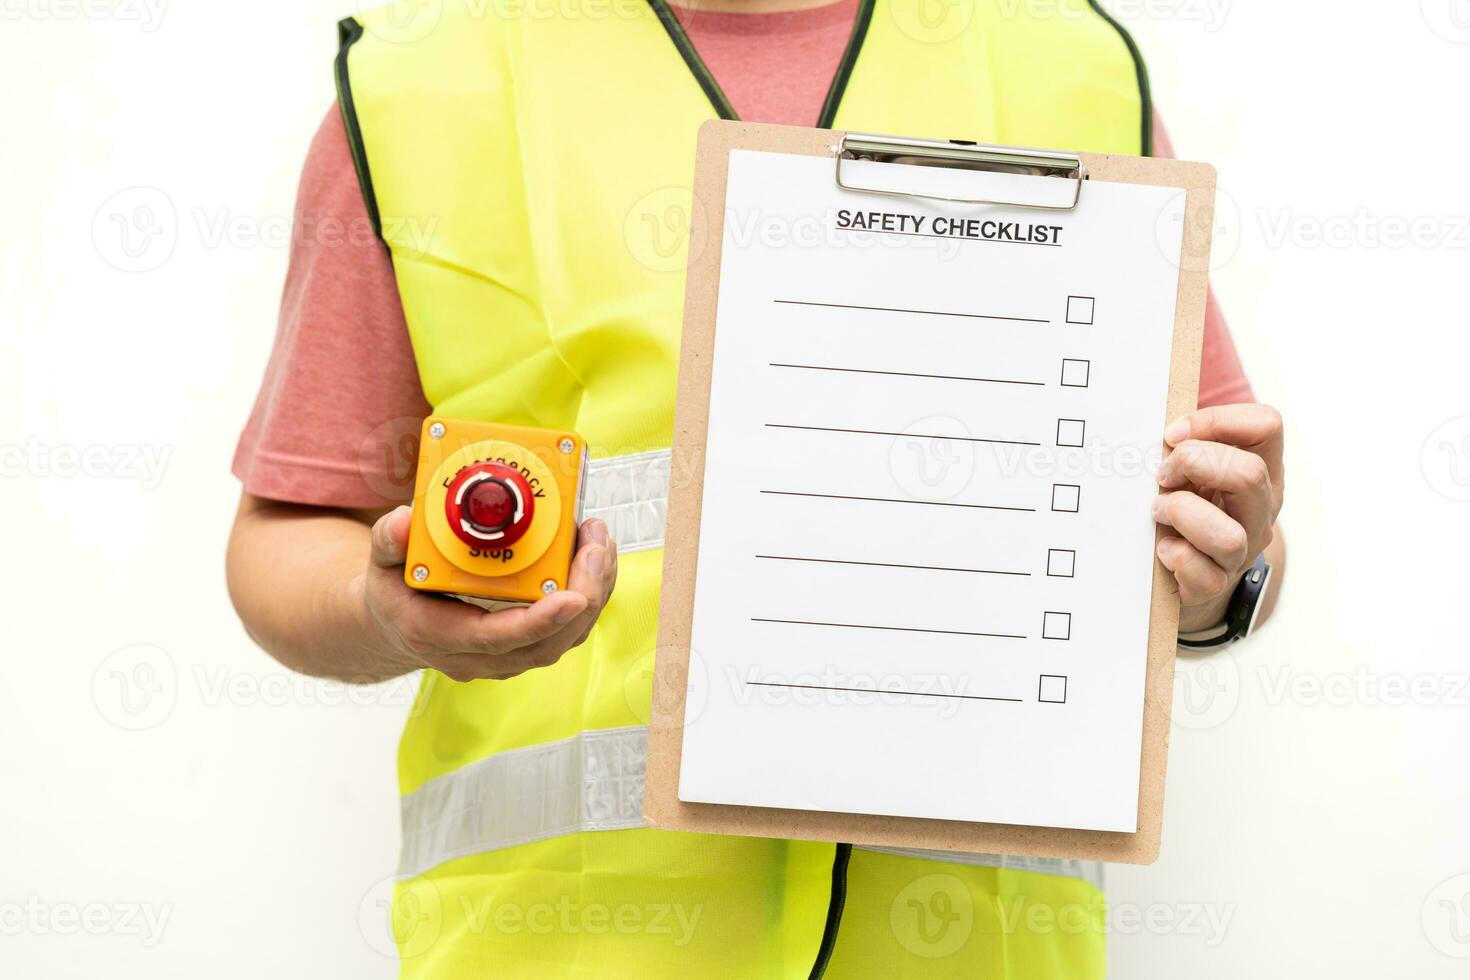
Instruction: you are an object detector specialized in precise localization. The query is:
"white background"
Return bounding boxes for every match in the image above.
[2,1,1469,976]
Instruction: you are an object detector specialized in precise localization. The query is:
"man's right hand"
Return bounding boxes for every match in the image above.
[358,506,618,683]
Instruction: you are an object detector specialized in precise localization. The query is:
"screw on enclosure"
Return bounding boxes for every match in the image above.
[558,437,575,454]
[412,565,430,582]
[428,423,446,439]
[541,580,559,594]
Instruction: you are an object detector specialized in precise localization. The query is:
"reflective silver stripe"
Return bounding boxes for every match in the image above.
[399,722,1102,890]
[855,846,1105,891]
[582,449,671,554]
[398,725,648,878]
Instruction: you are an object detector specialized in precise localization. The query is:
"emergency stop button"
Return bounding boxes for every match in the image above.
[445,462,535,550]
[465,480,515,532]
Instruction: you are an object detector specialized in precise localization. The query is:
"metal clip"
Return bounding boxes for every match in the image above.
[833,133,1086,211]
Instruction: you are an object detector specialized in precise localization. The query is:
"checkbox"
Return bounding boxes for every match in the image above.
[1051,484,1081,513]
[1065,296,1095,325]
[1043,611,1072,641]
[1047,548,1076,578]
[1060,358,1090,388]
[1038,674,1068,703]
[1056,418,1086,448]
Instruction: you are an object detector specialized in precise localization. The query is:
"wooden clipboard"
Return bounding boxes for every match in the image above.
[644,119,1216,864]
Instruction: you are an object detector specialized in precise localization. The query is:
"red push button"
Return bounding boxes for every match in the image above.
[444,462,535,550]
[464,479,516,533]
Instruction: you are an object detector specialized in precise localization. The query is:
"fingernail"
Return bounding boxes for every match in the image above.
[1164,418,1190,446]
[1156,538,1177,569]
[588,546,605,578]
[587,520,609,547]
[1151,496,1167,521]
[554,601,580,625]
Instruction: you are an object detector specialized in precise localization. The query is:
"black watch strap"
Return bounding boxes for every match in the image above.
[1177,554,1271,650]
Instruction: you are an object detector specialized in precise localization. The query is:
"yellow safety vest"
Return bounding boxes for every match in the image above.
[337,1,1148,975]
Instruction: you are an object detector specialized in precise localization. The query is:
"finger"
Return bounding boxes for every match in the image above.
[1152,491,1250,570]
[523,529,622,656]
[581,517,610,550]
[591,522,618,603]
[1165,403,1283,485]
[544,539,610,645]
[491,597,603,666]
[590,520,619,606]
[1159,441,1278,525]
[605,537,619,598]
[583,519,618,600]
[461,591,588,653]
[570,541,617,649]
[370,506,414,568]
[428,647,563,683]
[572,519,614,609]
[486,634,578,673]
[586,535,620,637]
[400,522,608,662]
[400,588,585,657]
[415,593,587,680]
[568,537,609,604]
[1157,536,1232,605]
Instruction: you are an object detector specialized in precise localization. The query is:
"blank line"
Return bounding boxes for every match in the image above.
[746,681,1023,704]
[760,490,1036,514]
[830,226,1062,250]
[752,617,1026,641]
[767,423,1040,448]
[775,298,1048,324]
[756,554,1030,577]
[769,362,1044,387]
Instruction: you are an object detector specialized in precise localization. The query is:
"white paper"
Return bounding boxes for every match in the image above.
[677,149,1187,833]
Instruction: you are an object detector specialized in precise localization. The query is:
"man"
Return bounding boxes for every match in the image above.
[227,0,1285,975]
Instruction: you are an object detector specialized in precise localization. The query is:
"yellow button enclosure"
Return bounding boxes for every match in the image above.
[404,417,587,605]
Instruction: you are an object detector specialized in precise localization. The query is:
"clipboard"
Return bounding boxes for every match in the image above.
[644,119,1216,864]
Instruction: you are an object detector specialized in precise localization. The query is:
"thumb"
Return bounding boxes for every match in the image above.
[370,506,413,568]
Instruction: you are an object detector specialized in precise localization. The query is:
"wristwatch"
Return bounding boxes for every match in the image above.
[1176,554,1272,650]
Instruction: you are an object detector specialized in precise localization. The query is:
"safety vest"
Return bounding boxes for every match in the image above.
[337,0,1148,975]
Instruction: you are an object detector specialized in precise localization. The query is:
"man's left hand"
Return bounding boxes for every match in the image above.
[1153,403,1284,633]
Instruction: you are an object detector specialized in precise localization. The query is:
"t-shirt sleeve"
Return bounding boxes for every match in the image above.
[232,106,431,509]
[1152,111,1256,409]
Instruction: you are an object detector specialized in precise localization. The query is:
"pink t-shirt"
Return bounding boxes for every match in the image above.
[234,1,1253,509]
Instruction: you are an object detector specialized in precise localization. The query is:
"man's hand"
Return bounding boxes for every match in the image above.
[1154,403,1284,633]
[358,507,618,683]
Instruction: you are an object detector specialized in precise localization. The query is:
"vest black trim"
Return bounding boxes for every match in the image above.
[1085,0,1153,155]
[645,0,738,120]
[814,0,876,128]
[645,0,877,128]
[806,843,853,980]
[334,17,384,239]
[334,4,1152,240]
